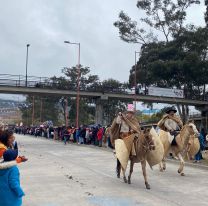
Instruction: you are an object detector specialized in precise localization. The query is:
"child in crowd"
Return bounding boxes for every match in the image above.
[0,149,25,206]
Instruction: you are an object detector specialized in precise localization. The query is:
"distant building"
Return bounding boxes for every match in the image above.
[0,107,22,124]
[142,109,160,116]
[0,99,22,125]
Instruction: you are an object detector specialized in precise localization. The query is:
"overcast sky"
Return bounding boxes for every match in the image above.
[0,1,206,111]
[0,0,206,83]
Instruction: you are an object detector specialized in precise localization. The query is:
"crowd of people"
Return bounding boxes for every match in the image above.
[194,128,208,163]
[14,124,113,149]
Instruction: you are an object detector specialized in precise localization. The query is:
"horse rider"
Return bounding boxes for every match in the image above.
[158,106,183,144]
[111,104,141,177]
[115,105,140,141]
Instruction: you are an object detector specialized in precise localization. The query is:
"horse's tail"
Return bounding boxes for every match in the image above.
[116,158,121,178]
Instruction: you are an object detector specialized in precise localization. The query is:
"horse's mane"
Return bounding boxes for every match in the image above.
[135,129,152,151]
[179,124,193,151]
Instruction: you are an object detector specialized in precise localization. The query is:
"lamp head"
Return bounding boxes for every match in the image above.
[64,41,70,44]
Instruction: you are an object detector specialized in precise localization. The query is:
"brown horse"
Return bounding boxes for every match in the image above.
[116,129,155,189]
[159,123,199,175]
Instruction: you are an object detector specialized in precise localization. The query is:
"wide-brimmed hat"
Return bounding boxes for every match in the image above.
[165,106,177,114]
[3,149,18,162]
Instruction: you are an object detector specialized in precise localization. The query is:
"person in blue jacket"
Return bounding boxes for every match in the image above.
[194,131,206,163]
[0,149,25,206]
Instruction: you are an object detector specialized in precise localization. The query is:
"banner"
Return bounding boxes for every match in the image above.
[148,86,184,98]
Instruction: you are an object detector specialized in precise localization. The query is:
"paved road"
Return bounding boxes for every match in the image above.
[16,134,207,206]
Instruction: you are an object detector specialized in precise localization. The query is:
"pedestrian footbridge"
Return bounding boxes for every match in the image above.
[0,74,207,106]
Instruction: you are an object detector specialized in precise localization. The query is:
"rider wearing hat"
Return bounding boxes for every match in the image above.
[158,106,183,137]
[110,104,141,178]
[115,105,140,139]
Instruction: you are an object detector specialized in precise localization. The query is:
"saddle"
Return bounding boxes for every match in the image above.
[170,130,180,146]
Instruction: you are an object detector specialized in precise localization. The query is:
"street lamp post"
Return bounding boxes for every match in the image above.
[134,51,140,111]
[64,41,81,128]
[32,96,35,126]
[25,44,30,87]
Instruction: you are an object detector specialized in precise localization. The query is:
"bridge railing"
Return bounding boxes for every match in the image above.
[0,74,50,87]
[0,74,131,94]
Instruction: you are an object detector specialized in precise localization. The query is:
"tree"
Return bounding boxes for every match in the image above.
[62,66,99,90]
[114,0,200,43]
[59,66,100,125]
[129,28,208,96]
[20,95,61,126]
[114,10,155,44]
[102,79,129,124]
[128,27,208,122]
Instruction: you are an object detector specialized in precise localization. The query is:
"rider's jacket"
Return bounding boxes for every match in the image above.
[158,114,183,132]
[164,118,181,132]
[116,115,130,133]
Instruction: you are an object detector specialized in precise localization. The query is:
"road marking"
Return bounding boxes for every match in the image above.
[89,197,142,206]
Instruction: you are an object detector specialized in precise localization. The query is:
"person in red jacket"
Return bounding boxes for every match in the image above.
[97,126,104,147]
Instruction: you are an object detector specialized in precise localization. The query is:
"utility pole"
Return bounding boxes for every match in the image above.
[25,44,30,87]
[64,41,81,128]
[32,96,35,126]
[134,51,140,111]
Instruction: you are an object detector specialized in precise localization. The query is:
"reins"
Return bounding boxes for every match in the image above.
[142,134,155,152]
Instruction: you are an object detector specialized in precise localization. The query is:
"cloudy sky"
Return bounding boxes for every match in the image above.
[0,0,206,111]
[0,0,206,83]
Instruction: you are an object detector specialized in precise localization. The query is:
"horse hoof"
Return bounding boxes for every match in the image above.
[145,182,151,190]
[128,178,131,184]
[178,169,181,174]
[181,173,185,176]
[163,166,166,171]
[117,174,120,178]
[123,177,127,183]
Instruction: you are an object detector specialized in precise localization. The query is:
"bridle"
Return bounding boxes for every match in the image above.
[142,133,155,152]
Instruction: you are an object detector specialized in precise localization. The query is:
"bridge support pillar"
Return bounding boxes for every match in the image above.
[95,95,108,125]
[95,102,103,125]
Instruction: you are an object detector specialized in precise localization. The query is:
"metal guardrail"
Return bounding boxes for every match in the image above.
[0,74,49,87]
[0,74,131,94]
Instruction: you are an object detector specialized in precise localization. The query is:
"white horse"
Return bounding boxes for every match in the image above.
[159,122,199,176]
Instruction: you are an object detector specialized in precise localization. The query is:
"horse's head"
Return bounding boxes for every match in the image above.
[187,123,200,137]
[142,128,155,152]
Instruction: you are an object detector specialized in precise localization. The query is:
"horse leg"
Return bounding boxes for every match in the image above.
[159,162,163,172]
[162,158,166,170]
[159,157,166,172]
[116,159,127,183]
[128,160,134,184]
[121,167,128,183]
[177,153,185,176]
[116,159,121,178]
[141,160,150,189]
